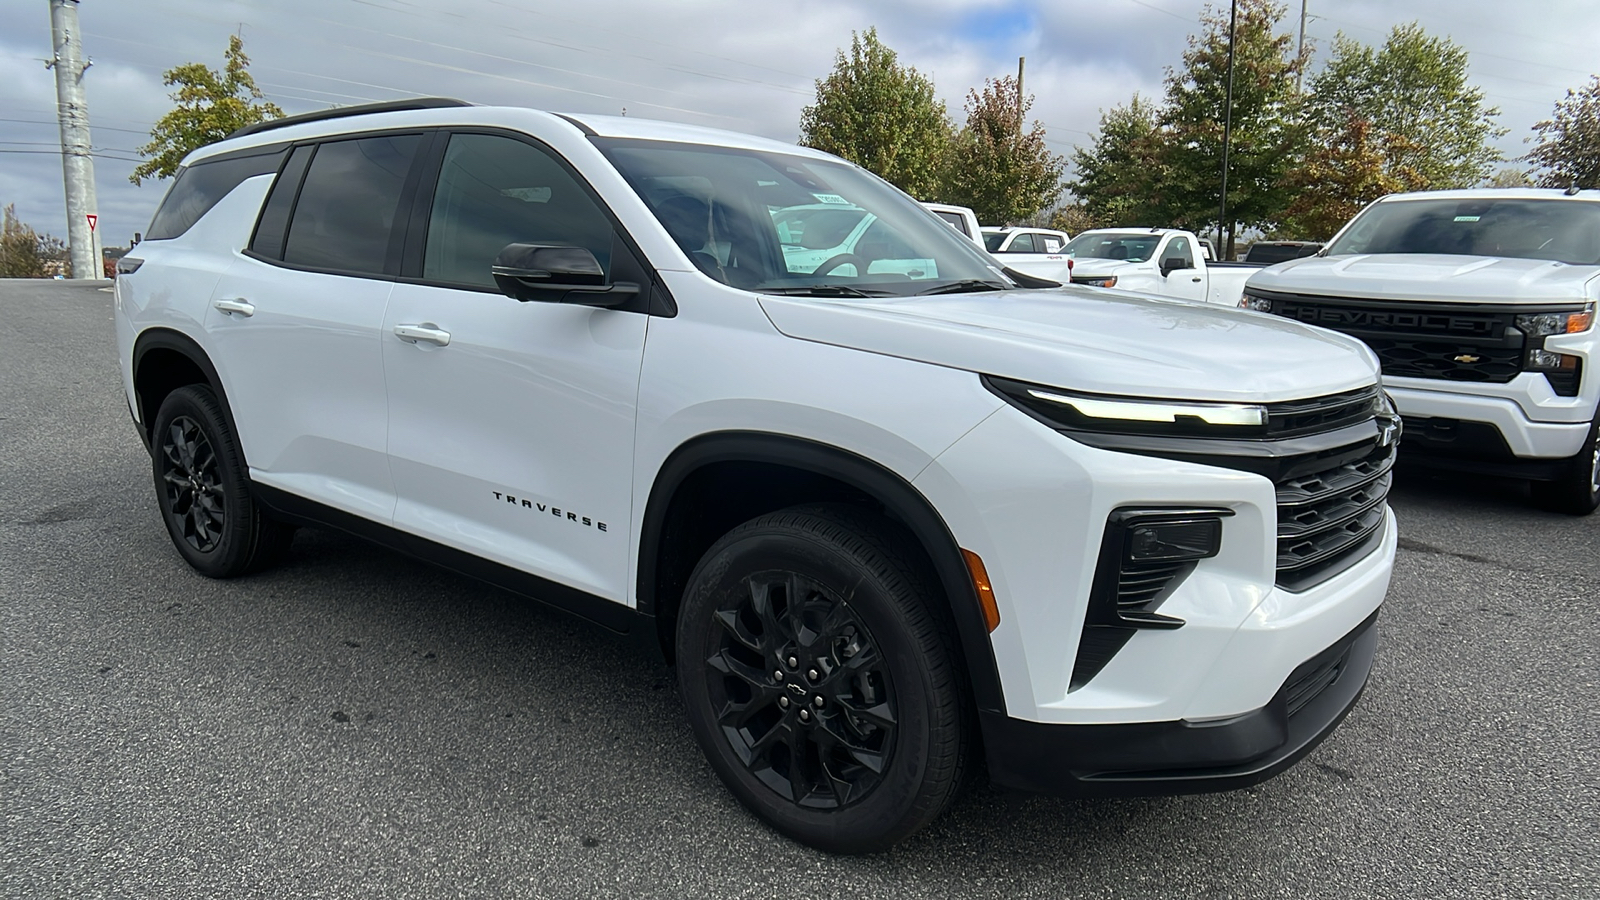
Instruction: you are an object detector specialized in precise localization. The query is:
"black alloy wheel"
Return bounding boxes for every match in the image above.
[160,415,226,552]
[150,385,295,577]
[705,569,897,809]
[677,505,970,853]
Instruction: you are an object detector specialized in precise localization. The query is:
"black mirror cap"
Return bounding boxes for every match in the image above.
[491,242,639,308]
[1159,256,1187,276]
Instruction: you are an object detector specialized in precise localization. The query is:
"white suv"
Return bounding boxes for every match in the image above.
[115,99,1397,852]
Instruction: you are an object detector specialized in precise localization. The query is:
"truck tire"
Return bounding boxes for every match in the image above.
[151,385,295,576]
[1531,414,1600,516]
[675,504,970,853]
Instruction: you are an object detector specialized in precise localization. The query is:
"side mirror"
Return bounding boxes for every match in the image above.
[1159,256,1189,277]
[491,243,640,308]
[132,232,141,246]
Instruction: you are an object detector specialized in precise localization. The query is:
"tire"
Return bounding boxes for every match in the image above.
[675,504,970,853]
[150,385,295,577]
[1530,414,1600,516]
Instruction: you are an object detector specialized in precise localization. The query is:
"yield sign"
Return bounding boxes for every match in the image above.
[86,214,97,232]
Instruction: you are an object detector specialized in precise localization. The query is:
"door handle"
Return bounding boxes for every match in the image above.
[214,298,255,317]
[1191,276,1202,283]
[393,323,451,347]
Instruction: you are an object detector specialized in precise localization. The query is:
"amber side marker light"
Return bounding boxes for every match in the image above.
[962,549,1001,632]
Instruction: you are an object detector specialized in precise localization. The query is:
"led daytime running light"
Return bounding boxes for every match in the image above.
[1027,389,1268,426]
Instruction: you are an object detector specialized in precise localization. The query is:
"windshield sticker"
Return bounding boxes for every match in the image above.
[1453,215,1480,222]
[812,193,851,205]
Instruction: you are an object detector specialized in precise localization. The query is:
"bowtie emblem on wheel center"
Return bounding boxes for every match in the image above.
[787,682,808,697]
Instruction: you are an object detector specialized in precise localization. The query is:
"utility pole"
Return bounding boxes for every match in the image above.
[1296,0,1308,93]
[47,0,101,279]
[1216,0,1237,261]
[1016,56,1026,144]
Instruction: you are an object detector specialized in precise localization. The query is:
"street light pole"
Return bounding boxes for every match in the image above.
[1216,0,1237,260]
[47,0,101,279]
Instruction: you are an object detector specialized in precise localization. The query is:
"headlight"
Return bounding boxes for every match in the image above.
[1238,291,1273,312]
[1516,305,1594,336]
[1075,276,1117,288]
[985,375,1270,438]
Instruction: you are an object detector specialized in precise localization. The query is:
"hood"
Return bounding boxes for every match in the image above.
[758,287,1379,403]
[1250,254,1599,304]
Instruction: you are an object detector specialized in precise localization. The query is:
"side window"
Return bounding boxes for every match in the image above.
[1007,233,1035,253]
[145,149,286,241]
[423,133,613,288]
[248,144,314,259]
[1169,236,1195,267]
[282,134,421,275]
[1041,235,1063,253]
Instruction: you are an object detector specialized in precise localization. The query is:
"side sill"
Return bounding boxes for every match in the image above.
[252,483,646,638]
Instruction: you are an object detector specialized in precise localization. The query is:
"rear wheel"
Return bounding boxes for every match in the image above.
[1530,414,1600,516]
[151,385,294,576]
[675,504,970,853]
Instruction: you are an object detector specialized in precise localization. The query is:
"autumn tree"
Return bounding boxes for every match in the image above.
[1160,0,1305,257]
[939,76,1065,224]
[1303,24,1503,190]
[1278,113,1426,239]
[0,205,68,278]
[1524,75,1600,189]
[132,35,283,184]
[1067,95,1171,226]
[799,29,953,199]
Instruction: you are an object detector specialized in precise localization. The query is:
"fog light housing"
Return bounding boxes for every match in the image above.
[1127,518,1224,563]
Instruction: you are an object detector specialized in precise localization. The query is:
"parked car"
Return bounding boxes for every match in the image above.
[1244,240,1323,264]
[980,226,1073,282]
[1242,188,1599,514]
[1066,228,1260,306]
[115,99,1397,853]
[771,202,935,279]
[921,202,985,247]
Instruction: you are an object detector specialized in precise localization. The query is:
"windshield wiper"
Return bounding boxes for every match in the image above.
[760,284,891,298]
[913,279,1011,295]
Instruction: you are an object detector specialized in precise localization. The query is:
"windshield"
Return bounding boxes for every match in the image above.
[1325,197,1600,265]
[595,138,1007,296]
[1064,232,1161,263]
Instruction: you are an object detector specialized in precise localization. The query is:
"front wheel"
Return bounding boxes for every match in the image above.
[1530,414,1600,516]
[675,505,970,853]
[151,385,295,576]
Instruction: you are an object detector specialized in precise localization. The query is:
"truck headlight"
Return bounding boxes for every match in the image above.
[1516,306,1593,336]
[984,375,1269,438]
[1238,291,1273,312]
[1074,276,1117,288]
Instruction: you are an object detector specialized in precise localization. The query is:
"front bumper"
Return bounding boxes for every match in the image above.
[1390,378,1592,461]
[982,607,1378,796]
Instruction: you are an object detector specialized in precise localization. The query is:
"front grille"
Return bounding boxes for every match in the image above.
[1262,293,1526,385]
[1275,442,1395,591]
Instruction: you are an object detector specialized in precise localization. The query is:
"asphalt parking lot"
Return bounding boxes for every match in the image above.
[3,279,1596,899]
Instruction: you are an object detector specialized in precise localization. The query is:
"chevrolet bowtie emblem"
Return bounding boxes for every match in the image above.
[1453,354,1481,363]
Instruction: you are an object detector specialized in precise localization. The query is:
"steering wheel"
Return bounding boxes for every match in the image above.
[813,253,868,277]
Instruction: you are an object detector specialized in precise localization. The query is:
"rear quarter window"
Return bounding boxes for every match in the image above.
[145,149,286,241]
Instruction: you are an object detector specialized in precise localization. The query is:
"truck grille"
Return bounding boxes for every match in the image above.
[1263,293,1525,385]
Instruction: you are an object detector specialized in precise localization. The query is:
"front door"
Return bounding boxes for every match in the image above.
[381,131,647,603]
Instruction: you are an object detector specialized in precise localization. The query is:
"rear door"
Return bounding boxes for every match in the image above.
[380,130,648,604]
[205,133,425,522]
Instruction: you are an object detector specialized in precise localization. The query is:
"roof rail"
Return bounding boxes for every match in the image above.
[226,98,474,140]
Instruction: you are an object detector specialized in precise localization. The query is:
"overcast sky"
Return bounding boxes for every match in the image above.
[1,0,1594,249]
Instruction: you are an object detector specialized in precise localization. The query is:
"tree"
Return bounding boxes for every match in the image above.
[0,205,68,278]
[1524,75,1600,189]
[939,76,1065,224]
[1159,0,1305,257]
[132,35,283,185]
[799,29,953,200]
[1304,24,1503,190]
[1067,95,1171,226]
[1278,112,1426,239]
[1487,166,1534,188]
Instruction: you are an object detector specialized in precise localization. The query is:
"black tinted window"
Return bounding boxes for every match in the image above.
[1168,237,1194,267]
[424,134,612,288]
[145,149,285,241]
[283,135,420,274]
[248,144,313,259]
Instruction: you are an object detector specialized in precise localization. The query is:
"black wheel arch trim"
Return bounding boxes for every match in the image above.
[130,327,236,455]
[637,431,1007,715]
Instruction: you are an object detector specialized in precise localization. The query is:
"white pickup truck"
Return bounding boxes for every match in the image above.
[982,226,1074,283]
[1067,228,1260,306]
[1241,188,1600,514]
